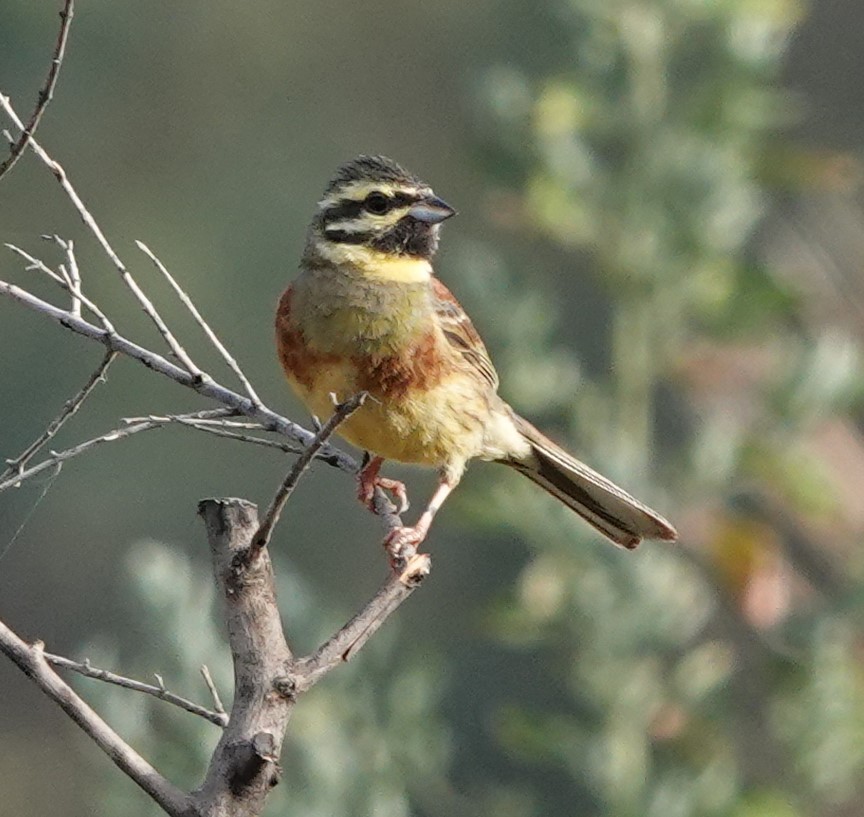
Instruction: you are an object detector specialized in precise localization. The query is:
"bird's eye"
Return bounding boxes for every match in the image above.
[363,192,390,215]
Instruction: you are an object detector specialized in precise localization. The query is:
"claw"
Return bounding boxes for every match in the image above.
[357,456,410,514]
[383,525,427,576]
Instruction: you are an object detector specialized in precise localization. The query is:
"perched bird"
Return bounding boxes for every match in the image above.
[276,155,677,565]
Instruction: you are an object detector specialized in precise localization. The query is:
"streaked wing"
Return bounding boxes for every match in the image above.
[431,277,499,391]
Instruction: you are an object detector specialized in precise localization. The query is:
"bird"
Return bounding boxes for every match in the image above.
[275,155,677,567]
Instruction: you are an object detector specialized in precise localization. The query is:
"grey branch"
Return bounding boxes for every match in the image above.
[1,499,428,816]
[296,565,429,689]
[0,0,74,183]
[121,413,305,455]
[0,620,193,817]
[44,652,229,727]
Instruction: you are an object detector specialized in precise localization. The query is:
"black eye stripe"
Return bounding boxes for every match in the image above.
[321,191,420,223]
[321,230,375,245]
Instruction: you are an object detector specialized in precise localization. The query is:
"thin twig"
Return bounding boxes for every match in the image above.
[45,652,229,727]
[137,241,263,406]
[0,94,203,378]
[120,412,305,454]
[6,241,66,284]
[200,665,227,717]
[0,0,74,183]
[3,350,116,481]
[0,464,61,563]
[139,416,305,454]
[250,392,368,557]
[0,621,193,816]
[52,235,81,317]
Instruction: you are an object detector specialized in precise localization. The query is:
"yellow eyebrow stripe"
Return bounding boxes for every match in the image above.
[318,181,425,209]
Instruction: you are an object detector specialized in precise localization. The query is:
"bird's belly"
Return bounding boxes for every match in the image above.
[288,358,486,469]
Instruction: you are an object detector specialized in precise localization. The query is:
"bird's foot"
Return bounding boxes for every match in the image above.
[383,525,430,583]
[357,472,409,514]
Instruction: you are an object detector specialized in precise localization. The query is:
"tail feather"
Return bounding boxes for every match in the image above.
[503,415,678,549]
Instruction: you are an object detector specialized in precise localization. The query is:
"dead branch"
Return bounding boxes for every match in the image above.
[44,652,229,727]
[193,498,427,816]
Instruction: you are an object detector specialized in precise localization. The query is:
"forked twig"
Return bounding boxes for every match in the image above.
[5,241,115,331]
[53,234,82,317]
[45,652,229,727]
[0,0,74,183]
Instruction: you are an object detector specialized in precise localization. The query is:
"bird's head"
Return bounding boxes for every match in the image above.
[307,155,455,264]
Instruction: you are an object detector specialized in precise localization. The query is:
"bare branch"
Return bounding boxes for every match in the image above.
[137,240,263,406]
[0,619,193,817]
[2,350,116,482]
[6,241,65,284]
[0,0,74,183]
[0,94,202,377]
[44,652,229,727]
[296,565,430,690]
[250,392,368,557]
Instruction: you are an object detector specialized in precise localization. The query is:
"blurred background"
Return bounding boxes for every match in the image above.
[2,1,864,815]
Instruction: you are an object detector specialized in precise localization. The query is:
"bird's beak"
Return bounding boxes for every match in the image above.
[408,196,456,224]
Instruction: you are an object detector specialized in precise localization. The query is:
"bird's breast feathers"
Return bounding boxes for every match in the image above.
[275,279,488,467]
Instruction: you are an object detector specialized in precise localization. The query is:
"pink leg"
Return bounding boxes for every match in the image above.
[357,456,410,514]
[383,478,455,571]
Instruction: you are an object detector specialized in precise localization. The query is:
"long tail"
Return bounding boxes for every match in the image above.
[502,414,678,549]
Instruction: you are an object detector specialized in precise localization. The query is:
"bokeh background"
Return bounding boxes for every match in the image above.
[3,1,864,815]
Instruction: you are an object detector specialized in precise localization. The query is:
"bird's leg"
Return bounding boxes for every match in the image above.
[383,477,455,571]
[357,455,410,514]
